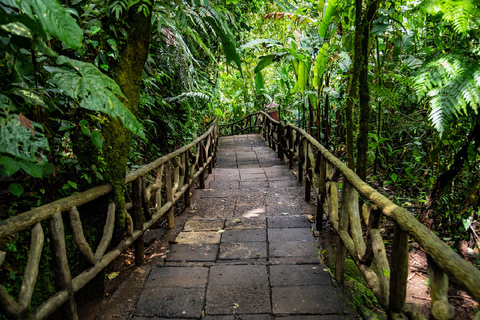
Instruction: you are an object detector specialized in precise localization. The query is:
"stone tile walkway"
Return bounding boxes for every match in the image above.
[132,134,348,320]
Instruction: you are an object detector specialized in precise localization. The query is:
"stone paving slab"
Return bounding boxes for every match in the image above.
[235,196,267,206]
[145,267,208,288]
[221,229,267,242]
[134,287,205,318]
[196,189,235,198]
[239,168,265,175]
[206,286,271,315]
[272,286,341,315]
[234,206,267,218]
[267,216,311,229]
[269,241,318,259]
[241,181,269,189]
[238,163,261,169]
[166,244,218,262]
[268,228,314,242]
[209,265,268,286]
[204,315,271,320]
[274,315,347,320]
[225,217,266,229]
[184,219,225,231]
[266,205,315,216]
[175,231,221,244]
[269,180,302,188]
[193,198,236,209]
[208,181,240,189]
[267,195,306,207]
[269,265,332,287]
[219,241,267,260]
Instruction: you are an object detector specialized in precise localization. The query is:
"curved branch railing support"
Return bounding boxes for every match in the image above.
[254,111,480,320]
[0,119,219,320]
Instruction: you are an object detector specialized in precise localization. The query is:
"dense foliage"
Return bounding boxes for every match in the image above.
[0,0,479,315]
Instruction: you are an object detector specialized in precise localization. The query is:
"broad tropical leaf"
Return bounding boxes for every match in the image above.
[47,56,144,137]
[0,95,49,162]
[27,0,83,49]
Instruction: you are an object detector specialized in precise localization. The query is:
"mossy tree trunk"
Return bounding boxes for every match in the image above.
[345,0,378,176]
[356,0,378,181]
[344,0,363,171]
[102,3,153,234]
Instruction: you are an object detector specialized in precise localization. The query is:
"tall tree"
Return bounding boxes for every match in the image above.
[355,0,378,180]
[102,1,153,232]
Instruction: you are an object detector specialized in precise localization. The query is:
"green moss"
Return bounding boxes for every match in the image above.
[102,118,130,233]
[101,3,152,236]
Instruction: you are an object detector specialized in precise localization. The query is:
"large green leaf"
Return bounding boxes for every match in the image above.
[47,56,144,138]
[255,72,264,94]
[317,0,338,38]
[0,95,49,162]
[254,55,275,74]
[0,5,47,39]
[312,43,329,88]
[28,0,83,49]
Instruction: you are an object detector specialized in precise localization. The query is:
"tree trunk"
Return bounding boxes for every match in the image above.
[344,0,363,170]
[102,4,153,234]
[356,1,378,181]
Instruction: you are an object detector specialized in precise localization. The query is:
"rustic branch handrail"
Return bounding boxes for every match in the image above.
[0,119,219,320]
[255,110,480,319]
[219,112,262,136]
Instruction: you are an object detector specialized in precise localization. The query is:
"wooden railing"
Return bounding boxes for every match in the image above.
[0,119,218,320]
[224,111,480,320]
[219,113,262,136]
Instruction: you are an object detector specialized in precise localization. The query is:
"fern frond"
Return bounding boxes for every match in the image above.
[414,54,480,135]
[164,91,211,103]
[420,0,479,33]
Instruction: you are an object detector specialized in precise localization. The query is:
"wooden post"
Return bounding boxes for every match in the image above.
[207,139,213,174]
[278,124,284,160]
[165,163,175,228]
[298,138,304,183]
[427,255,455,320]
[49,214,78,320]
[305,143,311,203]
[335,181,352,284]
[133,177,145,266]
[184,151,191,208]
[199,143,206,189]
[327,181,339,231]
[141,176,151,218]
[288,127,294,169]
[388,222,409,315]
[316,193,324,231]
[155,164,164,214]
